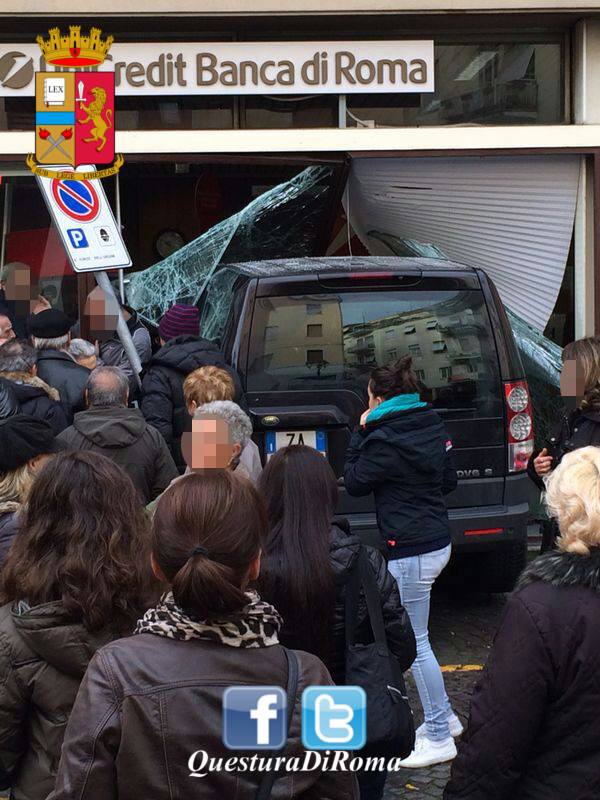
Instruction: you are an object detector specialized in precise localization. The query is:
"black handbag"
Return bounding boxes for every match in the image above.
[345,548,415,759]
[254,647,299,800]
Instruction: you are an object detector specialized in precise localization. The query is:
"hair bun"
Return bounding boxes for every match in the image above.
[394,355,413,372]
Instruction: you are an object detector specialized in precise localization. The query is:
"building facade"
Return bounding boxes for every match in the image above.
[1,1,599,344]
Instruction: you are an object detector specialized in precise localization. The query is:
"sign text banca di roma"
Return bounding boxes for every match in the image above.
[0,40,434,96]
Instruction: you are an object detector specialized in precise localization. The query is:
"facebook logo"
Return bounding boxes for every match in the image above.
[67,228,89,248]
[222,687,287,750]
[302,686,366,750]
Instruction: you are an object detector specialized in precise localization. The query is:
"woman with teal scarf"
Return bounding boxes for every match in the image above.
[345,356,460,772]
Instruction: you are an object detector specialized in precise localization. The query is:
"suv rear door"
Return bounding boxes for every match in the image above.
[240,269,507,514]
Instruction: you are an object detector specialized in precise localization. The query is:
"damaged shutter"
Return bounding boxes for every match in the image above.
[346,155,580,331]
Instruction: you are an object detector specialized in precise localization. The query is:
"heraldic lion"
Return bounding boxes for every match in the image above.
[78,87,113,152]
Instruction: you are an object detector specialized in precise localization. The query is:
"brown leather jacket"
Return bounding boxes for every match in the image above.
[49,634,359,800]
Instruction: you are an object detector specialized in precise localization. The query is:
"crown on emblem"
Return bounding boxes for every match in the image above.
[36,26,114,67]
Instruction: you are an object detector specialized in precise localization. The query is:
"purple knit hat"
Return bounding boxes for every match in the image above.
[158,304,200,341]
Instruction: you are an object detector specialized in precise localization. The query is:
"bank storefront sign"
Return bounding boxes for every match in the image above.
[0,40,434,95]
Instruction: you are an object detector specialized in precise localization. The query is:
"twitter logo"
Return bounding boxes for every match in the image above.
[302,687,367,750]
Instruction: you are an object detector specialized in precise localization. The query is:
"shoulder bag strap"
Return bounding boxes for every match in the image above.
[344,551,362,649]
[358,549,390,657]
[254,647,299,800]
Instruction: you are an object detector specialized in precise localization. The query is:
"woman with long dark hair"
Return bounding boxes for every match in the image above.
[344,356,460,770]
[0,451,152,800]
[258,445,416,800]
[49,471,357,800]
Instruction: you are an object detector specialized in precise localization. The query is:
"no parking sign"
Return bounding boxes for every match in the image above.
[36,165,131,272]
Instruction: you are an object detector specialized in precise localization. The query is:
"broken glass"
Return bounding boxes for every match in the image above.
[126,165,335,327]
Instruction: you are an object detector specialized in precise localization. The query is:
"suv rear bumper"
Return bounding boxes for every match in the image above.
[344,505,528,551]
[343,475,530,553]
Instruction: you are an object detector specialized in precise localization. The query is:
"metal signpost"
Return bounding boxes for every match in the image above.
[36,164,142,388]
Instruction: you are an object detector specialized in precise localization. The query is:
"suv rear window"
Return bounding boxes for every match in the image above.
[247,289,502,413]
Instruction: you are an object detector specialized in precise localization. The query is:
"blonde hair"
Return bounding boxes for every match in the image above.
[183,366,235,408]
[0,462,36,505]
[562,337,600,411]
[544,446,600,555]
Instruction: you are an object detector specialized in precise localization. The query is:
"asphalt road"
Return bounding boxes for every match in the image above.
[383,588,507,799]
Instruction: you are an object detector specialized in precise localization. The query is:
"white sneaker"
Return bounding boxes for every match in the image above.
[397,735,457,769]
[415,712,464,741]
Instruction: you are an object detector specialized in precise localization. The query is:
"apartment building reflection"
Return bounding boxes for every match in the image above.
[343,301,485,396]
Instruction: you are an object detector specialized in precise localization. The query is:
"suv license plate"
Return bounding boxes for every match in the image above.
[265,430,327,458]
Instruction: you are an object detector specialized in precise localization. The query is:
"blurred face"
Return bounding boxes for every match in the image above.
[181,416,241,471]
[0,315,14,343]
[560,358,586,400]
[3,265,35,302]
[84,288,120,343]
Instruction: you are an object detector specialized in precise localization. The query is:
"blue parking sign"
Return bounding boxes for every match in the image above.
[67,228,89,249]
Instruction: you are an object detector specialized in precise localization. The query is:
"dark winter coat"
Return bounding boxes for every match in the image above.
[344,407,457,559]
[527,407,600,551]
[0,377,18,419]
[48,636,358,800]
[327,523,415,682]
[58,406,178,504]
[141,335,241,471]
[0,600,118,800]
[0,504,19,570]
[527,407,600,491]
[35,350,90,423]
[444,549,600,800]
[0,371,68,435]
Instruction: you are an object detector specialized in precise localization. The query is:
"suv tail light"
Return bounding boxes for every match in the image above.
[505,380,534,473]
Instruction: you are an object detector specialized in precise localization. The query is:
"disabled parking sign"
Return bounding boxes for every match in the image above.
[36,165,131,272]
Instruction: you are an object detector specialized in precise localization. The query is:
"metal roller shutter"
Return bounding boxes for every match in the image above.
[346,155,580,331]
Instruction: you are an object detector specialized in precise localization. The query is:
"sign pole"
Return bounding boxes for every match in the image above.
[115,171,126,305]
[94,270,142,390]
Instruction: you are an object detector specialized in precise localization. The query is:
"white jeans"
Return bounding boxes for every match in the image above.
[388,544,453,742]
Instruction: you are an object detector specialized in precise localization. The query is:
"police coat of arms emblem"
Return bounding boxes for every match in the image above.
[27,26,122,178]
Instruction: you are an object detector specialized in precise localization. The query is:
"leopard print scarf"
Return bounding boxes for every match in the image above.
[134,590,282,648]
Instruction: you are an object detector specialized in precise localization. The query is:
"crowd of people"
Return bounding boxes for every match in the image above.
[0,261,599,800]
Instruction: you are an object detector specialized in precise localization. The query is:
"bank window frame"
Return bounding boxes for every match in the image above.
[342,31,568,128]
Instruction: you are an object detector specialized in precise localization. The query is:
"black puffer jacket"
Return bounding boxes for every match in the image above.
[326,522,416,683]
[444,549,600,800]
[344,407,456,560]
[0,371,68,435]
[0,505,19,570]
[35,350,90,423]
[527,407,600,491]
[0,377,18,419]
[141,335,241,470]
[0,600,118,800]
[527,408,600,551]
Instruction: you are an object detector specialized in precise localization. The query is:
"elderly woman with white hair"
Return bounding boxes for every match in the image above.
[182,400,254,478]
[444,445,600,800]
[146,400,256,514]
